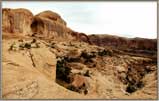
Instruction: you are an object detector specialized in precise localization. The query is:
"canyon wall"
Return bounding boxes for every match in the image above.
[2,8,33,35]
[88,34,157,51]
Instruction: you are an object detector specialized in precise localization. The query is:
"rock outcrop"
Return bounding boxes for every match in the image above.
[2,8,33,35]
[88,34,157,59]
[31,11,72,40]
[88,34,157,51]
[71,31,92,44]
[2,8,75,41]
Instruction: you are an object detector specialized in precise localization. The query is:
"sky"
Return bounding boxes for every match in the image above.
[2,1,157,39]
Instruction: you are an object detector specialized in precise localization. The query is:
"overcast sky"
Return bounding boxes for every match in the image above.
[2,1,157,39]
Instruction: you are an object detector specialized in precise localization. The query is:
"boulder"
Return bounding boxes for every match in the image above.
[71,74,88,90]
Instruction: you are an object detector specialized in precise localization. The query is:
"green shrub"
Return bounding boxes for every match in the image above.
[126,81,144,93]
[84,89,88,95]
[56,59,71,83]
[137,81,144,88]
[80,52,95,64]
[8,43,15,51]
[64,57,80,62]
[67,85,80,93]
[80,52,96,59]
[84,59,93,63]
[98,49,112,56]
[50,43,55,48]
[126,84,137,93]
[84,70,90,77]
[24,43,31,49]
[31,39,36,44]
[19,44,25,50]
[35,43,40,48]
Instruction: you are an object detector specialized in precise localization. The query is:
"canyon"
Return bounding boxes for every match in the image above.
[2,8,157,99]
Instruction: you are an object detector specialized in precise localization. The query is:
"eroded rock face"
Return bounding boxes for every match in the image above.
[88,34,157,51]
[31,11,73,40]
[71,31,92,44]
[2,8,33,35]
[2,8,75,41]
[36,10,66,25]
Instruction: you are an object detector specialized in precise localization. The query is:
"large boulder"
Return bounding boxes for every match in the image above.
[2,8,33,35]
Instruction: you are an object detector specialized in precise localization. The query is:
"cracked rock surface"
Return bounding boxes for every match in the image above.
[2,38,157,99]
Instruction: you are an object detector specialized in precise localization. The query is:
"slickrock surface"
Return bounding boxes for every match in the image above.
[2,8,157,99]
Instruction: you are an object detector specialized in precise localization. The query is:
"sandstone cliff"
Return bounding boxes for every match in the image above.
[31,10,72,40]
[2,8,75,41]
[89,34,157,51]
[2,8,33,36]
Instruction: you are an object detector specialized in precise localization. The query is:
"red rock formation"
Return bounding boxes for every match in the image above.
[2,8,73,40]
[71,74,88,89]
[2,8,33,35]
[71,31,92,44]
[88,34,157,51]
[31,10,71,39]
[36,10,66,25]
